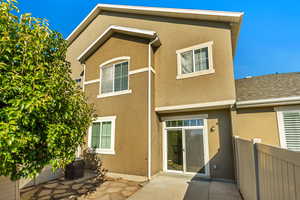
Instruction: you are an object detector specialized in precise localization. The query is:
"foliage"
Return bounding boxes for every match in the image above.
[0,0,92,180]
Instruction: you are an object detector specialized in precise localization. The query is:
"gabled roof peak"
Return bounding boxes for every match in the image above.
[77,25,159,63]
[67,4,244,55]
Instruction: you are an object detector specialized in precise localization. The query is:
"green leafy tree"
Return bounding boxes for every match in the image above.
[0,0,92,180]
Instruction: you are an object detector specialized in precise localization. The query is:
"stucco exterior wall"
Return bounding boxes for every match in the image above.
[84,33,149,81]
[151,72,162,176]
[84,35,150,176]
[67,10,237,179]
[234,107,280,146]
[67,11,236,107]
[151,113,162,176]
[207,109,234,180]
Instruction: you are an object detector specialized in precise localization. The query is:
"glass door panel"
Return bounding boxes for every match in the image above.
[185,129,206,174]
[167,129,183,171]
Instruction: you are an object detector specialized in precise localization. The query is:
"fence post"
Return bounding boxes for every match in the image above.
[233,136,240,189]
[16,180,20,200]
[252,138,261,200]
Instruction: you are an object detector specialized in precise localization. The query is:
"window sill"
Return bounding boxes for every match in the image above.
[176,69,215,80]
[97,89,132,98]
[94,149,115,155]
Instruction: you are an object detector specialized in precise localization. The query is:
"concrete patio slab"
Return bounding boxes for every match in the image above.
[128,174,242,200]
[106,172,148,182]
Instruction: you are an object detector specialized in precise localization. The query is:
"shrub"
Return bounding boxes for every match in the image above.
[0,0,92,180]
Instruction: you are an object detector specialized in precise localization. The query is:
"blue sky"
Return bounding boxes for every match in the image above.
[18,0,300,79]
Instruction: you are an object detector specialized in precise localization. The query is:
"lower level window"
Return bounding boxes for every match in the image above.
[88,116,116,154]
[278,110,300,151]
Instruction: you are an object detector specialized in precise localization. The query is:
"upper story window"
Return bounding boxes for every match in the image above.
[98,57,131,98]
[101,61,128,93]
[176,41,214,79]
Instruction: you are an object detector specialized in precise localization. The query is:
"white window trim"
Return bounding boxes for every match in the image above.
[99,56,130,68]
[176,41,214,79]
[84,79,100,85]
[276,111,287,149]
[99,57,131,97]
[84,67,156,87]
[161,114,208,121]
[275,105,300,149]
[97,89,132,99]
[88,116,116,155]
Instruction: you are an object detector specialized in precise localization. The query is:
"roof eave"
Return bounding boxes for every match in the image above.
[97,4,244,22]
[236,96,300,108]
[66,4,244,51]
[155,99,236,114]
[77,25,158,63]
[231,16,243,57]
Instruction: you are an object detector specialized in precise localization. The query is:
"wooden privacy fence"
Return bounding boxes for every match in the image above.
[234,136,300,200]
[19,165,63,188]
[0,166,62,200]
[0,177,19,200]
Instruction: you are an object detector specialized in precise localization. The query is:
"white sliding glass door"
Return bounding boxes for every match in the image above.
[163,116,209,176]
[185,129,206,174]
[167,129,183,171]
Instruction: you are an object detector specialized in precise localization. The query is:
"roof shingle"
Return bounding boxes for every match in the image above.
[235,72,300,102]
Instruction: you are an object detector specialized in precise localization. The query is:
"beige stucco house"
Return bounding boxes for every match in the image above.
[67,4,300,181]
[233,73,300,151]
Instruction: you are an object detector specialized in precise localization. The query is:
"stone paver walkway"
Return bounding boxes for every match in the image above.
[128,174,242,200]
[21,176,142,200]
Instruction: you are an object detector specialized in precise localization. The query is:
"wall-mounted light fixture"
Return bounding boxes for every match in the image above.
[210,126,216,132]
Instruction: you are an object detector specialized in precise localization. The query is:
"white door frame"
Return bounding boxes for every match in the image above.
[162,115,210,177]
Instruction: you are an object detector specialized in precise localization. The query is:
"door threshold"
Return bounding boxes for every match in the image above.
[162,171,210,180]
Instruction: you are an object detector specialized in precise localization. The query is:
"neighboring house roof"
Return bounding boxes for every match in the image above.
[67,4,244,55]
[77,25,160,63]
[236,72,300,108]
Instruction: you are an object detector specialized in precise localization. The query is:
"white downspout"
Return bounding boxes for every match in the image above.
[76,63,86,159]
[82,63,86,92]
[147,37,158,180]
